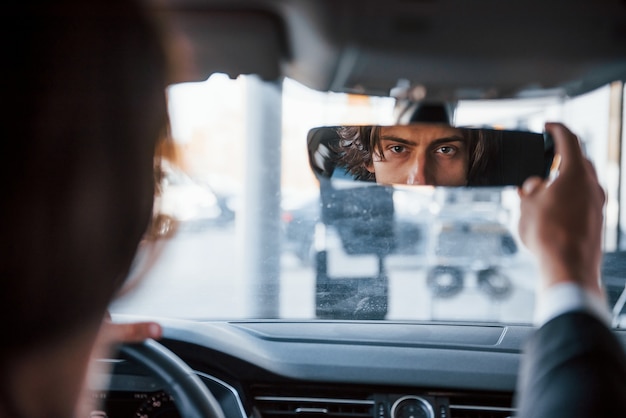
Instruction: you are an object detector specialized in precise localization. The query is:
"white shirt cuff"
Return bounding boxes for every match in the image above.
[534,282,612,327]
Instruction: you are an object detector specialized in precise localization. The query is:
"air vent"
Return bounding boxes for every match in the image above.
[254,396,375,418]
[449,393,515,418]
[449,405,515,418]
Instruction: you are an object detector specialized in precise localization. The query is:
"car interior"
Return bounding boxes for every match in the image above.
[94,0,626,417]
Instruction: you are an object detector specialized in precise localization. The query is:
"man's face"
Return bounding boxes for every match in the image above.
[366,124,468,186]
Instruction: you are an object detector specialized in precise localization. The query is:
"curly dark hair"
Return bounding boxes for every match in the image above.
[333,125,379,181]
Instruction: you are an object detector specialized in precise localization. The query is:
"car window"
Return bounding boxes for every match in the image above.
[110,75,625,325]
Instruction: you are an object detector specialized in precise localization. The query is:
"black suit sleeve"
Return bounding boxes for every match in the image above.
[515,311,626,418]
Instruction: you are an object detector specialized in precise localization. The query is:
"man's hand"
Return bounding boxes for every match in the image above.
[518,122,606,297]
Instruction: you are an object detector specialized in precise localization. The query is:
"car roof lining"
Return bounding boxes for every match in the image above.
[156,0,626,100]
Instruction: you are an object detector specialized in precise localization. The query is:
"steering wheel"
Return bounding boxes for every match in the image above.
[120,339,227,418]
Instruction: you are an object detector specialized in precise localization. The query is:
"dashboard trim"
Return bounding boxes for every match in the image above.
[197,371,249,418]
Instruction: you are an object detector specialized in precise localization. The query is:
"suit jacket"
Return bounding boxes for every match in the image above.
[516,311,626,418]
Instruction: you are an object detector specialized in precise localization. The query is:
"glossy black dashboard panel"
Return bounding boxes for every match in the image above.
[101,319,626,418]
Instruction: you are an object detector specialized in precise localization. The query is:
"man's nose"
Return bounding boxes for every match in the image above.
[406,156,427,185]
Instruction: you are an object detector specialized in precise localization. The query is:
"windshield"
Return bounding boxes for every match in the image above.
[110,75,624,325]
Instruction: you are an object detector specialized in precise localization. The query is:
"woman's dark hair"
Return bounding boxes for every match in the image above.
[0,0,168,356]
[333,124,501,185]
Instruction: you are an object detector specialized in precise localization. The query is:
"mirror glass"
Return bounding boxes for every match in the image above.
[308,123,554,187]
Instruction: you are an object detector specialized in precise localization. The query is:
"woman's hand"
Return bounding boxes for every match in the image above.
[75,315,163,417]
[97,317,162,348]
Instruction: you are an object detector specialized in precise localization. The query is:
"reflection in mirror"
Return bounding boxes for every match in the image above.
[308,123,554,187]
[312,184,527,320]
[307,123,553,319]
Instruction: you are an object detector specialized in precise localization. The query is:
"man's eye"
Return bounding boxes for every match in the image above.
[436,146,456,155]
[389,145,406,153]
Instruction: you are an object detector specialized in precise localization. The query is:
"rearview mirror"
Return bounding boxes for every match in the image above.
[308,123,554,187]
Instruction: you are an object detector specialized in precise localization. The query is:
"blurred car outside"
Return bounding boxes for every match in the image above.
[194,173,239,226]
[281,191,321,266]
[157,161,234,231]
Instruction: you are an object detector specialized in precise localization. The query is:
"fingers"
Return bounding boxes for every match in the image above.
[582,157,601,182]
[90,320,162,363]
[519,176,544,197]
[544,122,585,172]
[100,320,162,346]
[113,322,162,343]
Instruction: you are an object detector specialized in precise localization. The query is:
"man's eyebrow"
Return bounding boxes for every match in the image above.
[429,136,466,146]
[379,136,416,145]
[380,135,465,146]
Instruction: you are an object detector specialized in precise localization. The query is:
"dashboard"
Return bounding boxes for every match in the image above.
[94,319,626,418]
